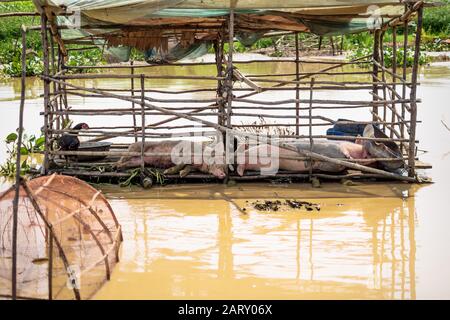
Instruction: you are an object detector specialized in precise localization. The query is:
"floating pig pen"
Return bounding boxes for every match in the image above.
[6,0,433,184]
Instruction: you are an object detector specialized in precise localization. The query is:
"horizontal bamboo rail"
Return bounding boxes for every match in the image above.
[0,12,39,18]
[55,85,396,95]
[62,59,372,70]
[49,150,412,163]
[50,169,413,183]
[57,74,225,81]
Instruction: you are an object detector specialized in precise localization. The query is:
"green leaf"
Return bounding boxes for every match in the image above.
[35,136,45,148]
[20,147,29,155]
[6,133,17,143]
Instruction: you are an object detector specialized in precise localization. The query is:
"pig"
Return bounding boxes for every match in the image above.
[362,124,405,172]
[235,139,375,176]
[115,140,227,179]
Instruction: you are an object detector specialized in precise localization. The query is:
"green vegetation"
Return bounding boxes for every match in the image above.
[119,167,165,187]
[0,130,44,177]
[0,1,106,77]
[423,0,450,35]
[346,31,431,68]
[0,1,42,77]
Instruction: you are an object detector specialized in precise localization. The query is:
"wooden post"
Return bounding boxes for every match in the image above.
[49,26,56,134]
[401,7,409,154]
[391,26,397,139]
[56,42,63,131]
[309,78,315,180]
[11,25,28,301]
[408,5,423,177]
[48,232,53,300]
[318,36,322,50]
[329,36,335,56]
[59,43,69,125]
[226,10,234,128]
[214,31,225,129]
[372,29,381,122]
[131,61,138,142]
[140,74,145,173]
[379,31,388,133]
[295,32,300,136]
[41,13,50,174]
[225,10,235,170]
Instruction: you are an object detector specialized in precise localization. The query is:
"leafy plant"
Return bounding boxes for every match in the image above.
[119,167,165,187]
[65,50,104,70]
[348,45,430,68]
[0,130,44,177]
[423,0,450,35]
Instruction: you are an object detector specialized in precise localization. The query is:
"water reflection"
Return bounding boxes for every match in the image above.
[94,183,420,299]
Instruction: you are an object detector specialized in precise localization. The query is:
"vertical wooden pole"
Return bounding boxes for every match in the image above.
[329,36,335,56]
[56,44,63,131]
[226,10,234,129]
[295,32,300,136]
[308,78,315,180]
[380,31,388,133]
[372,29,381,122]
[41,13,50,174]
[49,25,56,134]
[401,7,409,154]
[214,32,225,128]
[225,10,235,171]
[140,74,145,173]
[318,36,322,50]
[58,44,69,125]
[391,26,397,139]
[408,5,423,178]
[48,232,53,300]
[215,30,228,150]
[131,61,138,142]
[11,25,28,301]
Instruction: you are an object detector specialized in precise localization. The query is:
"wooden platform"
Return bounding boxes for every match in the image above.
[415,160,432,169]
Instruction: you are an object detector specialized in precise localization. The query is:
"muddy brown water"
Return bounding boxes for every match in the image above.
[0,56,449,299]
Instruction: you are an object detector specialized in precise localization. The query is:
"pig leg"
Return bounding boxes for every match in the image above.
[163,163,186,175]
[236,163,246,176]
[115,157,144,170]
[180,165,194,177]
[117,142,146,168]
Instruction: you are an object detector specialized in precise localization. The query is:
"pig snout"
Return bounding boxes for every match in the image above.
[210,165,226,179]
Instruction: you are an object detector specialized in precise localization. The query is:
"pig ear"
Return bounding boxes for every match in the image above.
[236,165,245,176]
[343,149,352,159]
[363,124,374,138]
